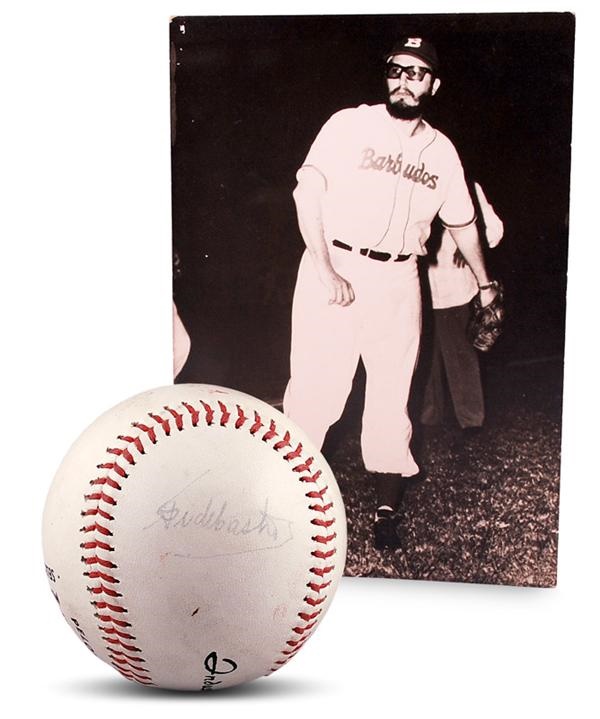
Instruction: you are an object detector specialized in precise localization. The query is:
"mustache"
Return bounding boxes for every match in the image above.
[390,87,415,100]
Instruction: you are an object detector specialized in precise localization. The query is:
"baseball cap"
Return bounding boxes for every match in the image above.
[385,37,439,72]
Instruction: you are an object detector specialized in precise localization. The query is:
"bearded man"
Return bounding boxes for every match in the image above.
[283,37,499,550]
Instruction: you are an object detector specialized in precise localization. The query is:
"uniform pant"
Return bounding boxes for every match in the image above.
[284,246,421,476]
[420,302,484,429]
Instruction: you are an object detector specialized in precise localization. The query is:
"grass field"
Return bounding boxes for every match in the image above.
[325,358,562,588]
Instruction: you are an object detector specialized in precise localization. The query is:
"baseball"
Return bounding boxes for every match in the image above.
[42,384,347,691]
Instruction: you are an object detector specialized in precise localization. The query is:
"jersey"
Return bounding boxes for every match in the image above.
[297,103,475,255]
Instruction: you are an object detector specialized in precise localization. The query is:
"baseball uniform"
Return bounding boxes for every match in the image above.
[284,103,475,476]
[421,183,504,428]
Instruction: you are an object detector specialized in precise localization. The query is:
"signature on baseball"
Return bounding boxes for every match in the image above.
[144,471,294,556]
[201,651,239,691]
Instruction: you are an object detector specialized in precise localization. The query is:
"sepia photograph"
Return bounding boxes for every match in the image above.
[6,1,597,714]
[170,12,574,588]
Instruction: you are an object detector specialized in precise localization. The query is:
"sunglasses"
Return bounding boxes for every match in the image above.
[385,63,432,82]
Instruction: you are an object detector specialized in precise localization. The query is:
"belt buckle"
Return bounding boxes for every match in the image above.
[366,249,391,262]
[359,247,407,262]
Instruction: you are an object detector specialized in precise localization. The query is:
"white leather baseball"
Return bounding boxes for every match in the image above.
[42,384,347,691]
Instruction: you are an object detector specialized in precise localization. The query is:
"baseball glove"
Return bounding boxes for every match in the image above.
[468,281,505,352]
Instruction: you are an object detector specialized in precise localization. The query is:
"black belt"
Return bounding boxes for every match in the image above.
[332,239,411,263]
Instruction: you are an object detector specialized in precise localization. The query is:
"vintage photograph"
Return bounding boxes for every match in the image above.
[170,13,574,587]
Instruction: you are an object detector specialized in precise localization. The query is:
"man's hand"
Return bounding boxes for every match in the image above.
[317,266,355,306]
[292,171,355,307]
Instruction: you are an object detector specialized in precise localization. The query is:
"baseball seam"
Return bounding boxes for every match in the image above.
[78,397,339,687]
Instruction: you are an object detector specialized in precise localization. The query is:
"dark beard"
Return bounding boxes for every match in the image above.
[385,91,433,120]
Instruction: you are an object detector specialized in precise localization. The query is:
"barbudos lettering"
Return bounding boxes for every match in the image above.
[358,147,438,189]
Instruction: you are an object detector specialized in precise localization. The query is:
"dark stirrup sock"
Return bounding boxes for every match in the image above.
[374,472,406,513]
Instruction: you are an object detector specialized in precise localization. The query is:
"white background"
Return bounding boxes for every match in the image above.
[2,1,598,717]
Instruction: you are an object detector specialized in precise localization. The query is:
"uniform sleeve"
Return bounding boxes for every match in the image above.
[474,182,504,248]
[438,160,476,230]
[296,110,351,190]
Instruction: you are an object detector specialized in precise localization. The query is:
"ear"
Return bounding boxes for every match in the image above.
[431,77,441,96]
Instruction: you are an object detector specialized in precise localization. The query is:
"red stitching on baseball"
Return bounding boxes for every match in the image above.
[111,654,148,668]
[116,666,149,676]
[85,570,119,583]
[292,621,317,635]
[90,477,122,491]
[308,502,333,514]
[81,425,153,684]
[311,517,335,528]
[82,555,117,569]
[285,641,306,653]
[312,549,336,560]
[148,413,171,436]
[116,668,153,685]
[293,457,314,473]
[310,565,335,578]
[235,405,248,428]
[93,601,127,613]
[299,469,322,484]
[268,438,340,674]
[305,486,328,499]
[132,422,157,444]
[112,655,146,667]
[81,507,114,521]
[105,637,141,652]
[107,447,136,465]
[304,595,326,607]
[88,584,122,598]
[262,419,278,442]
[81,522,113,537]
[273,431,291,451]
[284,444,303,461]
[97,462,128,479]
[80,539,114,551]
[96,613,130,627]
[164,406,184,431]
[114,664,146,674]
[281,646,303,656]
[249,411,263,435]
[218,401,231,426]
[84,491,118,506]
[200,400,215,425]
[118,435,146,454]
[182,402,200,426]
[101,626,135,640]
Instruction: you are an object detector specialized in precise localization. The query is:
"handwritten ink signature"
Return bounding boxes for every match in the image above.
[144,472,294,556]
[154,495,281,540]
[201,651,238,690]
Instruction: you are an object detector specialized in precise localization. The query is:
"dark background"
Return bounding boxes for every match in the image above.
[171,13,574,403]
[170,14,574,586]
